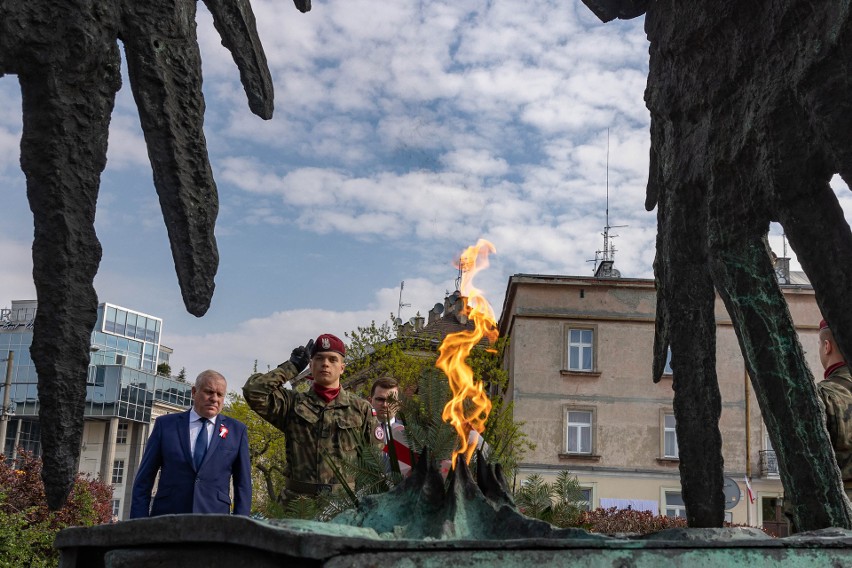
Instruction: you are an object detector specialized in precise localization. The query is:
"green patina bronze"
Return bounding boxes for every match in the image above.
[711,239,849,529]
[53,449,852,564]
[583,0,852,531]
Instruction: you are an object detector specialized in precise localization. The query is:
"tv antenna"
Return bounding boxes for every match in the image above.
[587,128,627,274]
[397,281,411,321]
[455,254,472,291]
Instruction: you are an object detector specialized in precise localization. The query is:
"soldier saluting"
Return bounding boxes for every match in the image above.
[243,333,379,499]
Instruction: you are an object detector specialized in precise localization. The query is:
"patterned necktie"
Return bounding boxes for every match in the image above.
[193,417,208,469]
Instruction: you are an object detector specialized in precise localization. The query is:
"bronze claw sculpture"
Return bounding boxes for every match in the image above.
[583,0,852,530]
[0,0,308,509]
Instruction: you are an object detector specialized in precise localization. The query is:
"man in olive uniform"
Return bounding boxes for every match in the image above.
[816,319,852,499]
[787,319,852,531]
[243,333,379,498]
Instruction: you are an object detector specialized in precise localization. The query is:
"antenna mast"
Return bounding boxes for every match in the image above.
[455,255,469,291]
[397,281,411,320]
[588,129,627,274]
[604,127,612,263]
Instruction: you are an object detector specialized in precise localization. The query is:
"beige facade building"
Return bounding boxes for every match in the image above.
[497,270,822,534]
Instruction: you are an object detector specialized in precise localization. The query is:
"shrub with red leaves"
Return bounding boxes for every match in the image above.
[576,507,768,536]
[577,507,689,535]
[0,449,113,567]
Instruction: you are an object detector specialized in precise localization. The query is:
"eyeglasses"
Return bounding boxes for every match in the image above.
[373,396,398,404]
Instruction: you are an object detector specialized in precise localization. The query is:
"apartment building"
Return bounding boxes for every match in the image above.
[497,268,821,534]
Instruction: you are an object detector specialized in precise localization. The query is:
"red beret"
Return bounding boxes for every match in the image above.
[819,319,830,330]
[312,333,345,357]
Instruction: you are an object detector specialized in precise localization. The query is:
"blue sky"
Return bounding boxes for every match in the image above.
[0,1,843,387]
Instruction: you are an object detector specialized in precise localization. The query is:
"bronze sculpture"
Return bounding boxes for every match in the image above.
[3,0,851,534]
[0,0,309,509]
[584,0,852,530]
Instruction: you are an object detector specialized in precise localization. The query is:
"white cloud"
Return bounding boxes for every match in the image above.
[0,1,661,392]
[0,238,36,302]
[106,111,149,170]
[440,148,508,177]
[166,277,446,391]
[0,127,21,172]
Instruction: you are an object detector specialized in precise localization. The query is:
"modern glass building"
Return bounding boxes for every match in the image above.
[0,299,192,519]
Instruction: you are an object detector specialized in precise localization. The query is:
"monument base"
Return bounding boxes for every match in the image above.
[55,516,852,568]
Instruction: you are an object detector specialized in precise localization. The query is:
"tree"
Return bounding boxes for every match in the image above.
[344,318,435,396]
[468,337,534,479]
[0,450,113,567]
[223,393,288,516]
[284,366,530,522]
[176,367,187,382]
[239,316,535,520]
[156,362,171,377]
[344,320,534,481]
[514,472,586,528]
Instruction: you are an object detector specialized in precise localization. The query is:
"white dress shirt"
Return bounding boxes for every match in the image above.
[189,409,214,455]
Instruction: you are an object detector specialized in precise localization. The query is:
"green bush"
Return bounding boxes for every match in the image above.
[514,472,587,528]
[0,450,113,567]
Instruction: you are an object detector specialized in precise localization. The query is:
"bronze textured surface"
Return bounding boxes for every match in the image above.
[585,1,852,531]
[0,0,303,509]
[54,514,852,567]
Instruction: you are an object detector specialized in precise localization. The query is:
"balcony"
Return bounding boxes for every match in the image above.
[760,450,779,477]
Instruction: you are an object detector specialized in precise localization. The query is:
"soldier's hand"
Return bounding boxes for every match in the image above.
[289,346,311,371]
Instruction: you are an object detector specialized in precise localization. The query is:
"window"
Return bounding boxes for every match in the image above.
[112,459,125,484]
[664,491,687,518]
[577,487,593,511]
[567,327,594,371]
[16,419,41,455]
[566,409,593,454]
[116,422,128,445]
[105,306,117,333]
[663,413,679,458]
[125,313,138,341]
[663,348,673,375]
[111,499,121,518]
[761,424,779,476]
[114,309,127,336]
[135,316,147,340]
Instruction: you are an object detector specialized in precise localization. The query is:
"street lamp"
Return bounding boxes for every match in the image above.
[0,351,15,456]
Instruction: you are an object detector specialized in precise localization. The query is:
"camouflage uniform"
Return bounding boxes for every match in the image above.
[817,363,852,499]
[243,361,380,496]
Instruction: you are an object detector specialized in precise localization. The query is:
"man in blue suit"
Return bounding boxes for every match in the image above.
[130,369,251,517]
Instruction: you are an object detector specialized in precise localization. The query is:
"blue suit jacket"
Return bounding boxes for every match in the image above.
[130,410,251,518]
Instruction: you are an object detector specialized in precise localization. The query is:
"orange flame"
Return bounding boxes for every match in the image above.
[437,239,499,467]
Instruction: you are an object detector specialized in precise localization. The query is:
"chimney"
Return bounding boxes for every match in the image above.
[445,292,460,315]
[428,310,439,325]
[594,260,621,279]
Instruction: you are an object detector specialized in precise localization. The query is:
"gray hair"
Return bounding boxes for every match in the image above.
[195,369,227,388]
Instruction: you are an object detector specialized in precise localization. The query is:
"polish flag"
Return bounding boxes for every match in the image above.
[744,476,755,504]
